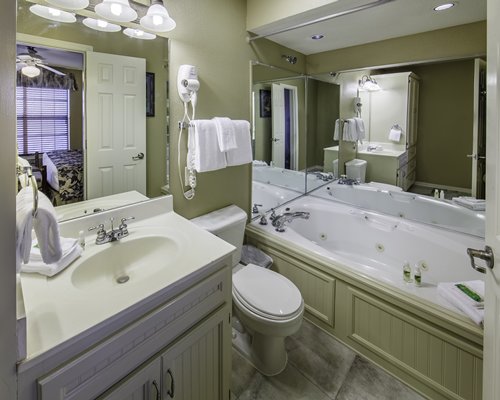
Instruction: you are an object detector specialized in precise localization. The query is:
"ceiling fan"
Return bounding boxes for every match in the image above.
[16,46,66,77]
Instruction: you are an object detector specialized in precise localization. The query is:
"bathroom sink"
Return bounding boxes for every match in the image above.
[71,235,181,291]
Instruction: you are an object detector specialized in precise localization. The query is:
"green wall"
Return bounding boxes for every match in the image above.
[17,7,168,198]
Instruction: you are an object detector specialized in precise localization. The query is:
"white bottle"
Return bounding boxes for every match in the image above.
[403,261,412,283]
[439,190,445,199]
[414,266,422,287]
[433,189,439,198]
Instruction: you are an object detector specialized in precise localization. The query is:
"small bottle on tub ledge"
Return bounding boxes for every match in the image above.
[403,261,412,283]
[414,265,422,287]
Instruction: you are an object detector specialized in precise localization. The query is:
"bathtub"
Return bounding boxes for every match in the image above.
[253,165,332,192]
[251,181,301,214]
[251,196,485,313]
[311,183,485,237]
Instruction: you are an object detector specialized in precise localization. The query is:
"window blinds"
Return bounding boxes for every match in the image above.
[16,86,70,154]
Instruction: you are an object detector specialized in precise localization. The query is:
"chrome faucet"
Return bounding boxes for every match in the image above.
[337,175,360,186]
[89,216,135,245]
[312,172,333,181]
[271,211,310,232]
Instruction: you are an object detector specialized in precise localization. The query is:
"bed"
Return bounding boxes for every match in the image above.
[43,149,84,205]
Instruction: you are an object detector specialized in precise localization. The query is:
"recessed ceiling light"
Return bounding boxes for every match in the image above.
[433,3,456,11]
[311,34,324,40]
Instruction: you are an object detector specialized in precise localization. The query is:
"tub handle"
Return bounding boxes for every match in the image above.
[467,245,494,274]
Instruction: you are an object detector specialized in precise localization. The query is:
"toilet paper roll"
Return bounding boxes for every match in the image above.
[182,78,200,91]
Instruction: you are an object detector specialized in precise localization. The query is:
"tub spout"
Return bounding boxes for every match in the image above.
[272,211,310,232]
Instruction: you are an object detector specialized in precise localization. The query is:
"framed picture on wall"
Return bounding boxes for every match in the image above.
[146,72,155,117]
[259,89,271,118]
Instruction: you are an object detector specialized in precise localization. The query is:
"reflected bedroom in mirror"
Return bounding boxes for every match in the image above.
[15,0,169,223]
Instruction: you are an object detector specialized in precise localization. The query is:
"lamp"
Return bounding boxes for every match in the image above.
[123,28,156,40]
[140,0,176,32]
[358,75,381,91]
[45,0,89,10]
[21,65,41,78]
[95,0,137,23]
[82,17,121,32]
[29,5,76,23]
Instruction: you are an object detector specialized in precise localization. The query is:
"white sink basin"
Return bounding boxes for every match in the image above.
[71,235,180,291]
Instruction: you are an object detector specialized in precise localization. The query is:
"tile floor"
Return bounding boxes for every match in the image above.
[231,320,426,400]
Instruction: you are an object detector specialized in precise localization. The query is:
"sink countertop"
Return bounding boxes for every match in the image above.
[19,196,235,363]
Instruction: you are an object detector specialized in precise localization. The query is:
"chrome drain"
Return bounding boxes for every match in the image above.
[116,275,130,284]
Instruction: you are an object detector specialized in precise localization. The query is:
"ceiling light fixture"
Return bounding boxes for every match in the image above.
[29,4,76,23]
[45,0,89,10]
[123,28,156,40]
[359,75,381,91]
[21,65,41,78]
[95,0,138,23]
[140,0,176,32]
[311,34,324,40]
[433,2,455,11]
[82,17,121,32]
[282,54,298,64]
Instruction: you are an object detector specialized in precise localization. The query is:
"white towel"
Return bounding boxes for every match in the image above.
[354,118,365,142]
[452,196,486,211]
[333,119,340,141]
[188,120,227,172]
[226,120,253,166]
[388,126,402,142]
[22,237,82,277]
[33,191,62,264]
[16,187,34,273]
[343,119,357,142]
[17,157,31,188]
[438,280,484,326]
[212,117,237,152]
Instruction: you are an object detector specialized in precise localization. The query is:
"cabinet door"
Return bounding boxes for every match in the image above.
[162,308,231,400]
[97,358,161,400]
[406,75,419,148]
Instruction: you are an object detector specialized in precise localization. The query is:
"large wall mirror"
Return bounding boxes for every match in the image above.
[16,0,169,222]
[250,61,340,217]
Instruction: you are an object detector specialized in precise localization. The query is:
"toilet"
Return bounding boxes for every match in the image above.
[191,205,304,376]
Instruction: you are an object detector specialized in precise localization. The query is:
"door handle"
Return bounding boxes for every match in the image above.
[271,138,280,142]
[132,152,145,161]
[165,368,175,398]
[467,245,494,274]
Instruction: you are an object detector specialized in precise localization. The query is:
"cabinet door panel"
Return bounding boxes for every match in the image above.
[97,358,160,400]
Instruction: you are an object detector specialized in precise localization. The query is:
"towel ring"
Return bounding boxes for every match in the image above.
[23,166,39,217]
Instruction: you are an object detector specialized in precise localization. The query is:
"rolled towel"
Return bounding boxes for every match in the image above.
[437,280,484,326]
[225,120,253,166]
[22,237,82,277]
[16,187,34,272]
[33,191,62,264]
[212,117,237,152]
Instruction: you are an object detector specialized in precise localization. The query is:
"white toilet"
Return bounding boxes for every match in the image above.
[191,205,304,376]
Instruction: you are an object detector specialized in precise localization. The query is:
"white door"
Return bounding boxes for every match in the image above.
[483,0,500,397]
[271,83,285,168]
[86,52,146,199]
[471,58,487,199]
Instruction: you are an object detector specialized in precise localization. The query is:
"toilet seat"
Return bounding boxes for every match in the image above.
[233,264,303,321]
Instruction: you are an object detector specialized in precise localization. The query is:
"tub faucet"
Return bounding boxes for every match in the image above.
[337,175,360,186]
[272,211,310,232]
[89,216,135,245]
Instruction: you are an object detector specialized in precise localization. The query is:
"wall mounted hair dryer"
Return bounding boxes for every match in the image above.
[177,64,199,106]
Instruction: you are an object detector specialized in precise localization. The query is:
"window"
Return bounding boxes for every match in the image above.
[16,86,70,154]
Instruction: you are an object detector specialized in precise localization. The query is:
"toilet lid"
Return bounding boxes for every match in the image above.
[233,264,303,320]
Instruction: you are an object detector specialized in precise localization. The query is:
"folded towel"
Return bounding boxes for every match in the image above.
[212,117,237,152]
[333,119,340,141]
[388,126,402,142]
[188,120,227,172]
[452,196,486,211]
[438,280,485,326]
[22,237,82,277]
[354,118,365,142]
[16,187,34,272]
[33,191,62,264]
[226,120,253,166]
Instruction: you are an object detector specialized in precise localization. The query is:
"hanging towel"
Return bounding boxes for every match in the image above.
[188,120,227,172]
[343,119,357,142]
[212,117,237,152]
[17,157,31,189]
[22,237,82,277]
[437,280,484,326]
[16,187,34,273]
[354,117,365,142]
[33,191,62,264]
[388,125,402,142]
[226,120,253,166]
[333,119,340,141]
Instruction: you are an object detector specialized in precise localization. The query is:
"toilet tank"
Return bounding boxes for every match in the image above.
[190,205,248,267]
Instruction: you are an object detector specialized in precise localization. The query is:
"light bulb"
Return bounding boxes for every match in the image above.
[97,19,108,28]
[152,14,163,26]
[110,3,122,16]
[48,7,62,16]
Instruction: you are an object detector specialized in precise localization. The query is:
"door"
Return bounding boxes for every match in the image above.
[161,309,230,400]
[471,58,487,199]
[484,0,500,397]
[271,83,285,168]
[86,52,146,199]
[97,358,161,400]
